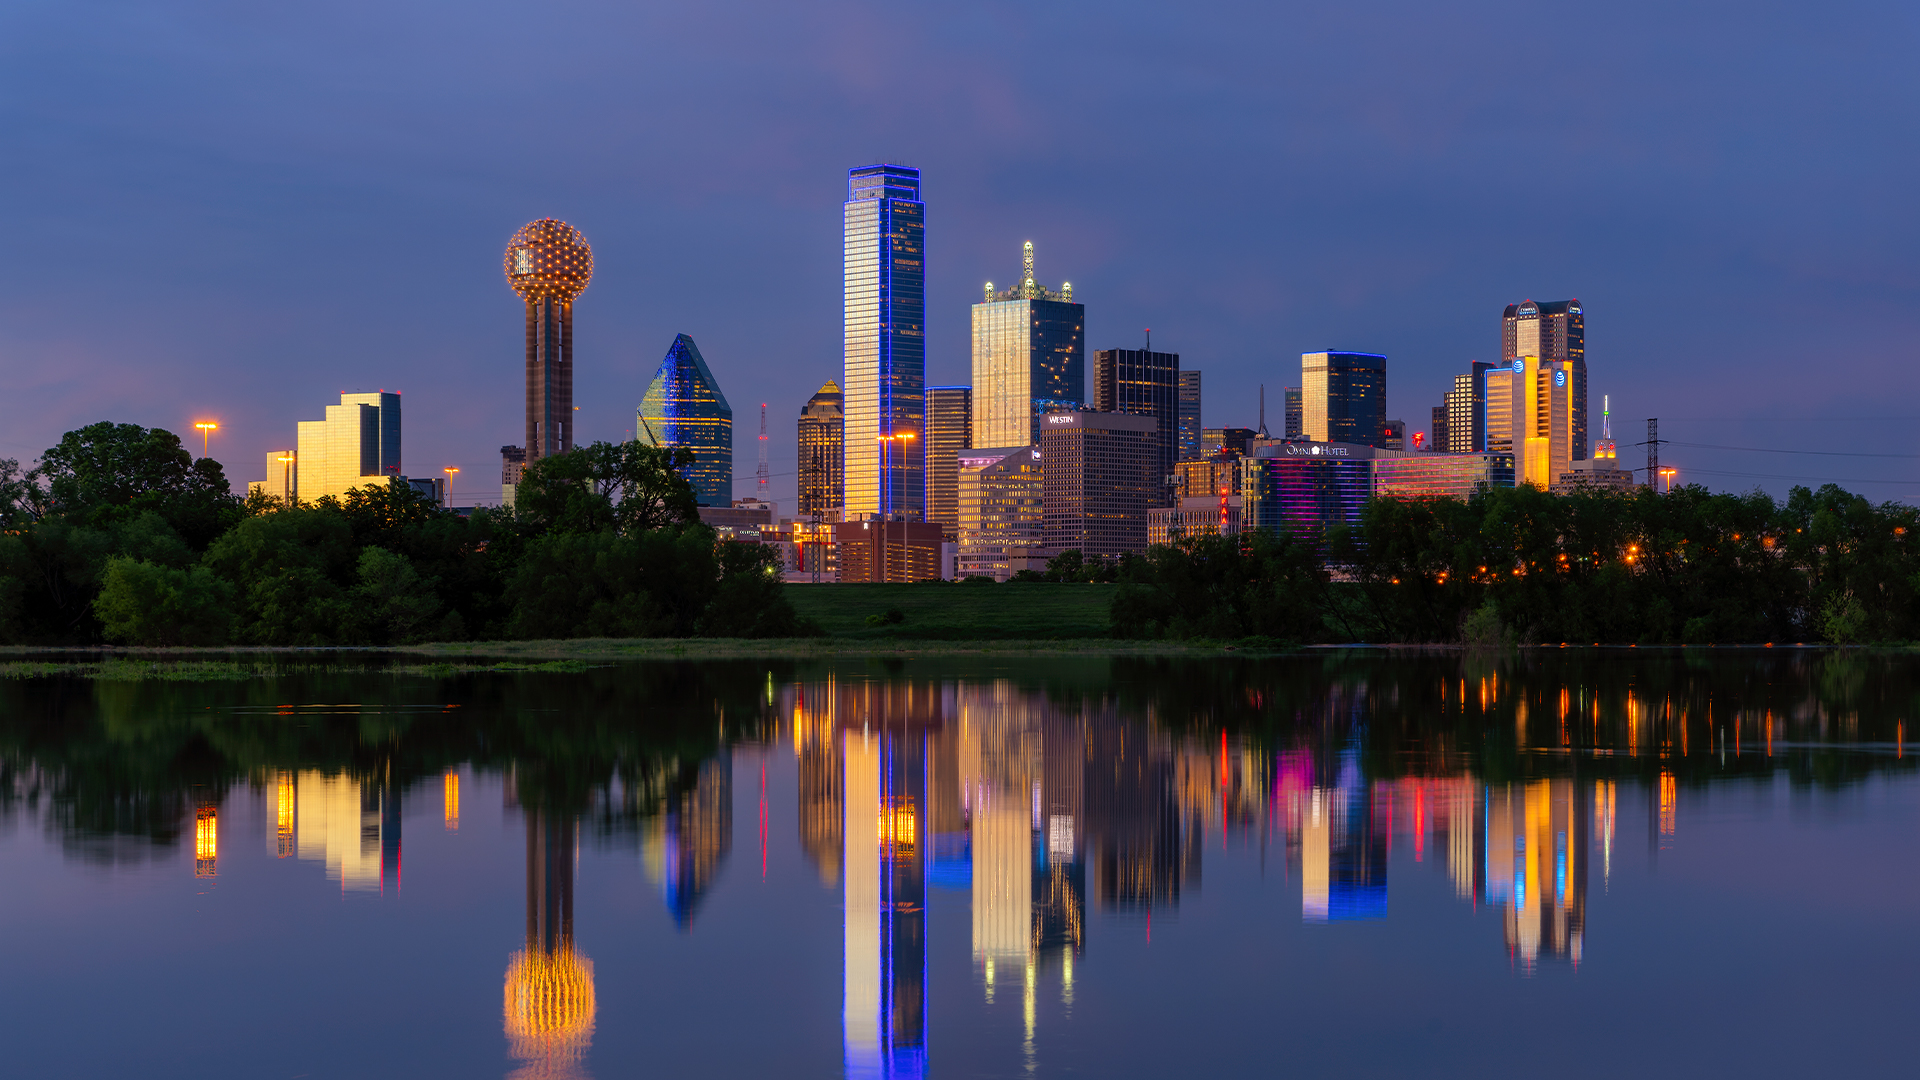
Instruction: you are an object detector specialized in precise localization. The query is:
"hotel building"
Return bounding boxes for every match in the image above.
[1039,411,1157,557]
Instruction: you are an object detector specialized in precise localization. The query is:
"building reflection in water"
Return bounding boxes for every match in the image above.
[504,809,596,1080]
[641,757,733,930]
[267,768,402,893]
[194,799,217,878]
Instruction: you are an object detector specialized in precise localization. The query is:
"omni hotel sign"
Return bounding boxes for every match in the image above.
[1281,442,1356,458]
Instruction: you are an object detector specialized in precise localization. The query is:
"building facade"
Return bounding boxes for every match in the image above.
[1176,370,1203,461]
[638,333,733,507]
[1502,299,1587,461]
[834,518,945,583]
[1149,454,1247,546]
[971,242,1083,449]
[1039,411,1157,557]
[1092,348,1180,504]
[1242,441,1514,539]
[1441,362,1493,453]
[257,450,296,502]
[843,164,927,520]
[797,380,845,518]
[504,219,592,464]
[1201,427,1256,458]
[956,445,1044,581]
[1484,356,1576,488]
[296,392,400,502]
[1284,386,1303,439]
[924,385,973,535]
[1300,352,1387,447]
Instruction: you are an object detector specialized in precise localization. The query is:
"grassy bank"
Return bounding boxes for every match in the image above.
[783,581,1116,639]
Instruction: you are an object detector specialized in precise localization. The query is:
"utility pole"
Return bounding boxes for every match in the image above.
[1645,418,1661,491]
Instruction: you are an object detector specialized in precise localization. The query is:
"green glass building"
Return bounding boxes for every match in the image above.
[638,333,733,506]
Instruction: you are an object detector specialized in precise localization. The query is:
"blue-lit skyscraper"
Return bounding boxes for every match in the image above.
[638,333,733,506]
[843,165,926,520]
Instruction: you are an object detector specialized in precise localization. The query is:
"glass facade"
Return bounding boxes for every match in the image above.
[1177,370,1203,460]
[1092,348,1180,503]
[924,386,972,534]
[844,165,926,520]
[1284,386,1303,439]
[294,392,400,502]
[797,381,844,517]
[956,446,1042,581]
[1483,357,1573,487]
[1300,353,1387,447]
[1242,442,1516,540]
[1503,300,1586,460]
[638,333,733,507]
[1039,411,1157,557]
[1373,452,1515,498]
[1443,363,1491,453]
[971,243,1083,448]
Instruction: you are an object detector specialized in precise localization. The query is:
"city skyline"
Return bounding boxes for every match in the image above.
[5,2,1916,510]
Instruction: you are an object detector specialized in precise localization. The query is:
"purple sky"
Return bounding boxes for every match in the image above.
[4,0,1917,508]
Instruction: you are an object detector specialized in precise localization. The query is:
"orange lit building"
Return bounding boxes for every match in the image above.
[834,518,945,583]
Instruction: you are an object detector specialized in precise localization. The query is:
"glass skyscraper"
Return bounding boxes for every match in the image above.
[1502,299,1587,459]
[971,241,1083,448]
[1176,370,1203,460]
[638,333,733,507]
[843,164,926,520]
[924,385,973,534]
[1300,352,1387,447]
[1093,347,1181,503]
[797,380,844,518]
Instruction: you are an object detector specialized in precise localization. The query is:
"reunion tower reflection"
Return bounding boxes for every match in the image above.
[504,808,597,1080]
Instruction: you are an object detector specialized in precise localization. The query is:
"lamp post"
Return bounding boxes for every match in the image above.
[442,466,459,508]
[193,421,219,458]
[277,454,294,503]
[1658,466,1677,494]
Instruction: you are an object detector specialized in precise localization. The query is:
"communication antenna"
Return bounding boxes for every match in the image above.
[1144,328,1151,351]
[757,403,770,503]
[1602,395,1612,442]
[1258,385,1269,438]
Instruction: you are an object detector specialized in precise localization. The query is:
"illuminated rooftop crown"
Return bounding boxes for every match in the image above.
[985,240,1071,303]
[505,219,594,303]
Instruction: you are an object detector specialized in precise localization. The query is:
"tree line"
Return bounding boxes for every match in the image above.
[1111,483,1919,644]
[0,423,807,646]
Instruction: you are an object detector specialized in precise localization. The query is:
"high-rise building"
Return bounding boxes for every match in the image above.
[797,381,845,519]
[295,392,400,502]
[834,519,945,583]
[1502,300,1586,460]
[1441,362,1493,453]
[924,386,973,535]
[1176,371,1203,461]
[1092,348,1180,504]
[956,445,1044,581]
[971,241,1084,448]
[1381,419,1405,451]
[1284,386,1303,439]
[843,164,926,520]
[1430,406,1448,452]
[1484,356,1576,488]
[1039,411,1157,557]
[504,219,592,464]
[1300,352,1387,447]
[638,333,733,507]
[1201,427,1256,457]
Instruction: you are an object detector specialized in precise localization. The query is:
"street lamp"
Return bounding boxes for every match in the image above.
[1658,466,1677,494]
[193,421,219,458]
[276,454,294,502]
[443,466,459,508]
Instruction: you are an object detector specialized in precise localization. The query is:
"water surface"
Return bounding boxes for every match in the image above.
[1,651,1913,1078]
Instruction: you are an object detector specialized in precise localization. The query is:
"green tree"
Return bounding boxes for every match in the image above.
[92,556,235,645]
[511,441,700,536]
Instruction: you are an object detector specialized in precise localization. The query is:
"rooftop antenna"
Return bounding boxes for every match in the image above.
[1144,328,1151,351]
[1603,394,1612,442]
[757,403,770,504]
[1022,241,1037,299]
[1258,384,1269,438]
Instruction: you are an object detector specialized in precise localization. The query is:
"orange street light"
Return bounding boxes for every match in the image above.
[443,467,460,508]
[193,421,219,458]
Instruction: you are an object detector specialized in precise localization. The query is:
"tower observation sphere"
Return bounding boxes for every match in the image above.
[505,219,593,463]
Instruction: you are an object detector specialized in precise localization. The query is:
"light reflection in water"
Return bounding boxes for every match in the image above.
[504,810,595,1080]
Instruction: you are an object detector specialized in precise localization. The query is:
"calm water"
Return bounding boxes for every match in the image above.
[1,652,1915,1078]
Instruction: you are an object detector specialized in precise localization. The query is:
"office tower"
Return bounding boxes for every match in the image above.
[1177,370,1203,460]
[797,381,845,518]
[1503,299,1587,459]
[842,721,929,1078]
[1039,411,1157,557]
[1150,454,1246,545]
[1284,386,1303,439]
[843,164,926,520]
[924,385,973,534]
[1092,347,1180,504]
[971,241,1084,448]
[1381,419,1405,451]
[504,219,592,463]
[1441,362,1492,453]
[1300,352,1387,447]
[834,518,946,583]
[1430,406,1448,452]
[258,450,296,501]
[956,446,1044,581]
[295,392,400,502]
[1201,427,1256,457]
[1484,356,1576,487]
[638,333,733,507]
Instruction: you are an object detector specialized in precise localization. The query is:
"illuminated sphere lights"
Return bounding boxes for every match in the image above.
[504,219,594,303]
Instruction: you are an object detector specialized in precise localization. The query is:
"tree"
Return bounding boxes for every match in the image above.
[512,441,700,536]
[33,422,240,546]
[93,557,235,646]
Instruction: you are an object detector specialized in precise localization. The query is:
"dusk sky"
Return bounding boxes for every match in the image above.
[5,0,1917,508]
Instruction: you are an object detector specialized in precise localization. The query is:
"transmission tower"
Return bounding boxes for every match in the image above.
[757,403,770,504]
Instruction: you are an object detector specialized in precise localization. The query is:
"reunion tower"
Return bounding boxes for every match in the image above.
[505,219,593,462]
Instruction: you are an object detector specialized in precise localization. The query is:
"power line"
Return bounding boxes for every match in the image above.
[1676,467,1920,486]
[1667,440,1920,459]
